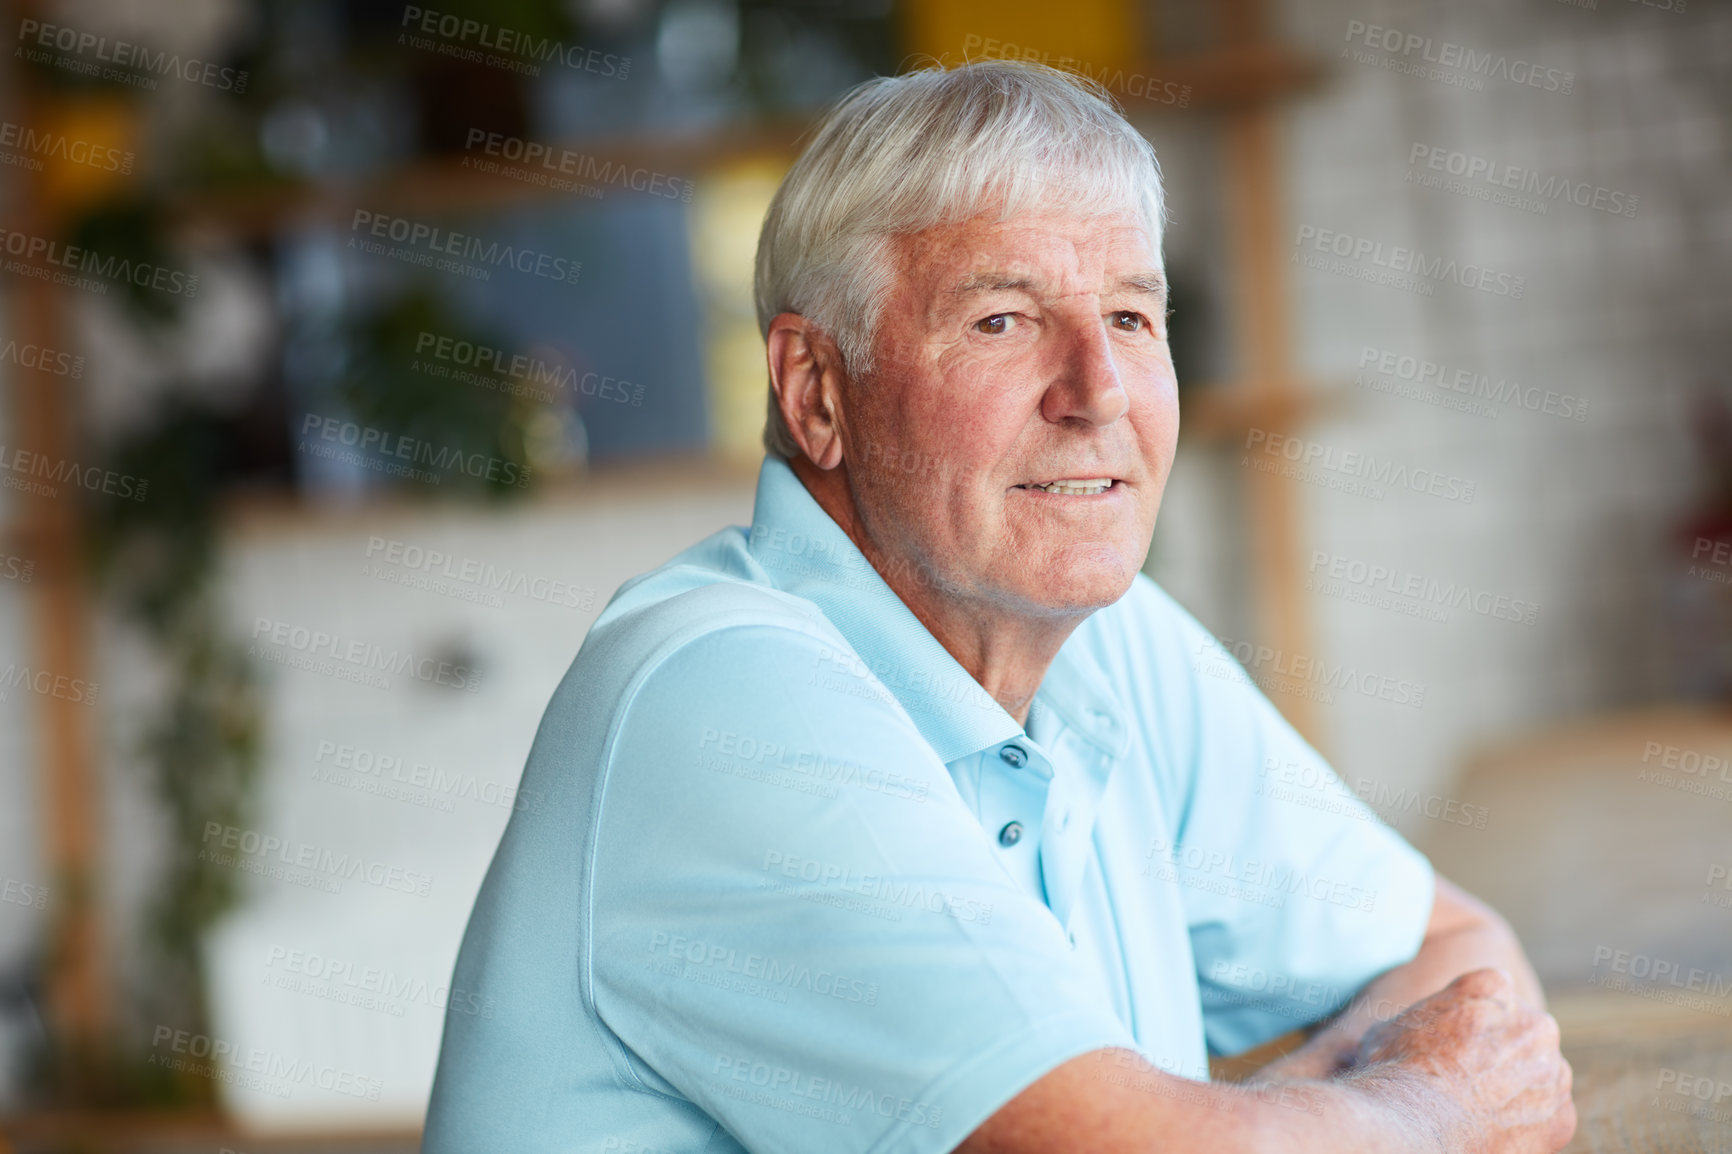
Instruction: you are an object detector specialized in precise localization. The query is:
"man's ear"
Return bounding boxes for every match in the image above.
[766,313,848,471]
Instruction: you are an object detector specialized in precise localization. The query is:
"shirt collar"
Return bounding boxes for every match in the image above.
[747,455,1022,764]
[1039,640,1133,761]
[745,455,1128,766]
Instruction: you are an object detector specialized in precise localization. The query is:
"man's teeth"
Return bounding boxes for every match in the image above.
[1029,479,1112,495]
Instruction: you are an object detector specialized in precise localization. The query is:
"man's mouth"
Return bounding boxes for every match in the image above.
[1014,478,1118,496]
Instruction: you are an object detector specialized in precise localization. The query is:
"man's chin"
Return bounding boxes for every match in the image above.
[1008,554,1142,617]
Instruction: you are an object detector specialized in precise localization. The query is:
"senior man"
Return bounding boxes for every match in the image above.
[425,61,1573,1154]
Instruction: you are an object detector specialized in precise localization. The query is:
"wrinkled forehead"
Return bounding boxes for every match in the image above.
[888,206,1164,299]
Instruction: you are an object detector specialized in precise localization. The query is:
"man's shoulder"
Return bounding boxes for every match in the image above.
[552,532,865,723]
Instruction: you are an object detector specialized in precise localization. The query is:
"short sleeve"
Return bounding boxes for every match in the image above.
[1170,626,1436,1058]
[588,624,1137,1154]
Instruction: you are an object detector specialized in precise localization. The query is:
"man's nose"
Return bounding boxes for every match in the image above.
[1041,318,1131,427]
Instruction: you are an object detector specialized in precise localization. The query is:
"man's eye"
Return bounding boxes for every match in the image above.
[1111,311,1145,332]
[974,314,1012,335]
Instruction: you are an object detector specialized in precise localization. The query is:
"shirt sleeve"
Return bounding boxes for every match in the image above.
[1157,602,1436,1058]
[587,621,1138,1154]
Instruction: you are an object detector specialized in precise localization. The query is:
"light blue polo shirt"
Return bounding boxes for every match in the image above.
[423,454,1435,1154]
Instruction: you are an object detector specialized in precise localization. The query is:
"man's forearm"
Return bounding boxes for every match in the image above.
[968,1048,1463,1154]
[1266,909,1543,1079]
[1230,1062,1462,1154]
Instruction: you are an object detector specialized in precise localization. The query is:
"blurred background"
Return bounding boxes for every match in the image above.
[0,0,1727,1150]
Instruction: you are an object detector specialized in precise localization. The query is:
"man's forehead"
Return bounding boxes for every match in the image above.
[898,213,1162,293]
[948,267,1167,298]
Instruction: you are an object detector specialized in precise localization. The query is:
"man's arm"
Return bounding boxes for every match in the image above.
[956,968,1575,1154]
[1252,874,1544,1082]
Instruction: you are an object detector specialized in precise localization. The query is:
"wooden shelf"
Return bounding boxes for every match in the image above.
[167,117,813,243]
[162,45,1328,244]
[218,448,760,542]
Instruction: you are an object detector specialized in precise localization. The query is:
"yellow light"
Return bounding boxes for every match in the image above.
[688,157,787,464]
[899,0,1142,76]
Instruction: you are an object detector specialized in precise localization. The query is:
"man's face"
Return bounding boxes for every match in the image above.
[836,206,1180,620]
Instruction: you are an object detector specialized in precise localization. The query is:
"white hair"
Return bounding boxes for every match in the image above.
[753,58,1166,459]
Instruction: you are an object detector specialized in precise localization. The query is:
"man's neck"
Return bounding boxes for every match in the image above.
[789,455,1084,727]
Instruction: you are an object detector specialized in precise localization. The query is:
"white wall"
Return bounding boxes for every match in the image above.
[159,476,752,1129]
[1147,0,1732,840]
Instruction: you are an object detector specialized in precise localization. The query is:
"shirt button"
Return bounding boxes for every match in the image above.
[999,745,1027,768]
[997,821,1023,847]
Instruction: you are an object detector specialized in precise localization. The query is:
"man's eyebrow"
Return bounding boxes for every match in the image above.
[947,270,1169,298]
[1116,271,1168,297]
[949,272,1040,297]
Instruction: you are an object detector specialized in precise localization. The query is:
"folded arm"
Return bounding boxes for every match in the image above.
[954,877,1573,1154]
[1252,873,1546,1082]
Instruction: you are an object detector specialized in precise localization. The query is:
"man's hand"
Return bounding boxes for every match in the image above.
[1253,875,1551,1085]
[1344,967,1576,1153]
